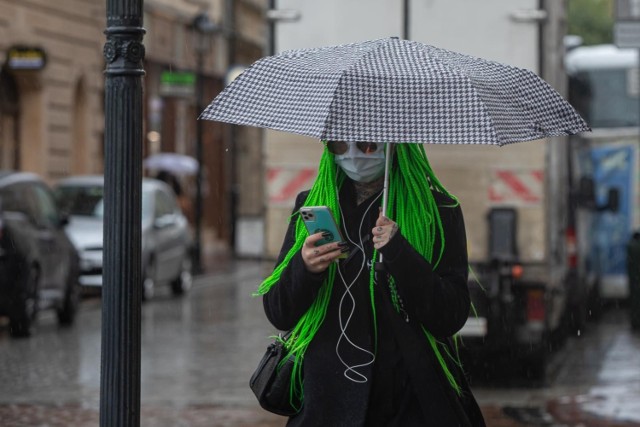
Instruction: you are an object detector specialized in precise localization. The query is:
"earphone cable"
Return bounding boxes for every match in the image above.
[334,185,382,383]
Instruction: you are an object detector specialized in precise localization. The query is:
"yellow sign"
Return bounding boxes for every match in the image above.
[7,46,47,70]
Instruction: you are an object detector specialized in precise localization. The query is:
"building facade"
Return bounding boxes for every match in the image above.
[0,0,267,255]
[0,0,105,178]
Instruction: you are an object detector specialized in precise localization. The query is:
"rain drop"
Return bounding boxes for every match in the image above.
[577,329,581,337]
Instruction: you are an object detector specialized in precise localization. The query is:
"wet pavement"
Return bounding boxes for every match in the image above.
[0,258,639,426]
[471,305,640,427]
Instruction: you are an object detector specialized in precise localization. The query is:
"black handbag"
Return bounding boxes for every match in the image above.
[250,332,302,416]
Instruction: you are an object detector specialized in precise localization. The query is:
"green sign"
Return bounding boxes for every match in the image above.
[161,71,195,85]
[160,71,196,97]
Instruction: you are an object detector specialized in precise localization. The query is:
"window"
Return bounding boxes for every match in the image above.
[55,185,104,217]
[154,190,175,219]
[1,182,60,228]
[0,187,23,212]
[32,184,60,227]
[569,68,640,128]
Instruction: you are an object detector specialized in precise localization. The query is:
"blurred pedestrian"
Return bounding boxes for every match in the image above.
[155,170,182,195]
[259,141,486,426]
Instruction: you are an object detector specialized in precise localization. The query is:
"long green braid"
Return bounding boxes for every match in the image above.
[256,148,343,410]
[385,143,463,395]
[258,142,464,409]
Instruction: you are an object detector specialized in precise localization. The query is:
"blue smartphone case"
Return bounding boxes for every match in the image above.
[299,206,346,248]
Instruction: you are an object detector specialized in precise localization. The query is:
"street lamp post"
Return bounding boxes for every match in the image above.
[191,13,217,273]
[265,5,302,55]
[101,0,145,426]
[403,0,410,40]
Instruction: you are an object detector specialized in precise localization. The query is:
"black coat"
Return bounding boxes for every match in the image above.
[264,181,486,427]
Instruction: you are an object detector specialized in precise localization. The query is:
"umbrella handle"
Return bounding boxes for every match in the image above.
[378,143,393,264]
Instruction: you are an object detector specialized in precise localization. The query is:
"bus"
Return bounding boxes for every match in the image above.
[566,44,637,306]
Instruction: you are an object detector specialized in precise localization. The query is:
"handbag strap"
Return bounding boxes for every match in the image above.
[280,330,293,340]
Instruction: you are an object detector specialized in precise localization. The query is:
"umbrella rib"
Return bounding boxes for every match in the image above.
[319,38,400,142]
[409,45,504,145]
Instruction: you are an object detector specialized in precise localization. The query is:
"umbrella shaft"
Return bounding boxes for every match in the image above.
[379,143,393,263]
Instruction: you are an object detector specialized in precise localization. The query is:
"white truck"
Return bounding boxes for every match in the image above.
[265,0,584,378]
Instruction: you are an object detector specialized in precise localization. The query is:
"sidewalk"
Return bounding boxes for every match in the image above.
[4,400,639,427]
[195,242,640,427]
[0,403,283,427]
[549,395,640,427]
[0,402,576,427]
[2,245,637,427]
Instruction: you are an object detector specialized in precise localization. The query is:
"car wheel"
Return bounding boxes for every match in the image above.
[566,300,588,337]
[57,267,80,326]
[142,259,155,302]
[523,353,547,385]
[9,266,40,338]
[521,345,548,386]
[587,280,603,321]
[171,255,193,296]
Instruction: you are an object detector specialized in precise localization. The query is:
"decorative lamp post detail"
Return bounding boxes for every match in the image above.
[101,0,145,426]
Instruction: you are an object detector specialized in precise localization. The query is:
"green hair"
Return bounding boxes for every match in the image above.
[258,142,463,410]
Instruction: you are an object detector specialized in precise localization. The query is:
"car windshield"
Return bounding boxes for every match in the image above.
[56,184,153,220]
[56,185,105,218]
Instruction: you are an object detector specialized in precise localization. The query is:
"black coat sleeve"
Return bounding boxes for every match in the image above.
[262,192,328,331]
[379,203,470,339]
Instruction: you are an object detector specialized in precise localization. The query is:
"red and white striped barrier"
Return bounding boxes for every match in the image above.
[488,169,544,205]
[267,167,317,205]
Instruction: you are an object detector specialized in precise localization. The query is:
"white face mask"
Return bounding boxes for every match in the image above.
[334,143,386,183]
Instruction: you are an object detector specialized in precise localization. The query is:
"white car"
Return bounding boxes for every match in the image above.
[54,175,193,300]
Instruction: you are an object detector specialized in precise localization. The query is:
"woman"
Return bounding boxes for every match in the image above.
[259,141,486,426]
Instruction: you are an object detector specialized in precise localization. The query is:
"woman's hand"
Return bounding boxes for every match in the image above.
[302,233,348,273]
[372,212,399,250]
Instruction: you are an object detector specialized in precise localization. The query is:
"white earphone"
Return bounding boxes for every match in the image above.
[334,186,381,383]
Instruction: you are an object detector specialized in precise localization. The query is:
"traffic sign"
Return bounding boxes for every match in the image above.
[615,0,640,48]
[615,22,640,48]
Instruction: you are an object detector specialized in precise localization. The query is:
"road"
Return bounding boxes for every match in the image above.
[0,259,638,426]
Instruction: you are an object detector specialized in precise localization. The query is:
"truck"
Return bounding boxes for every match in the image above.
[452,44,631,379]
[436,116,579,379]
[264,1,587,378]
[565,44,636,306]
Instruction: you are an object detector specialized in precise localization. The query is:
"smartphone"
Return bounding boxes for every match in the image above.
[299,206,348,257]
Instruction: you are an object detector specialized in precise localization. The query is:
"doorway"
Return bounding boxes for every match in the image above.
[0,69,20,170]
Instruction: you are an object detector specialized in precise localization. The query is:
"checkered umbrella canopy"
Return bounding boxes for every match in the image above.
[200,37,589,146]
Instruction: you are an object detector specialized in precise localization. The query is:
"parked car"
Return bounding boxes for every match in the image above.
[54,175,193,300]
[0,171,80,337]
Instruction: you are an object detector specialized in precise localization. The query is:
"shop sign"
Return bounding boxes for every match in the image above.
[6,46,47,70]
[159,71,195,97]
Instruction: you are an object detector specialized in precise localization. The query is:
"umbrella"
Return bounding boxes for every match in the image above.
[199,36,589,214]
[200,37,588,145]
[143,152,198,176]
